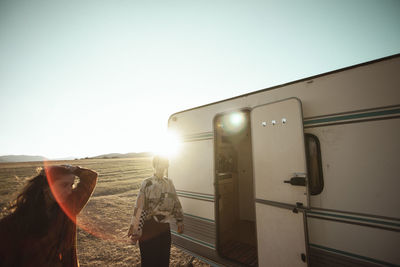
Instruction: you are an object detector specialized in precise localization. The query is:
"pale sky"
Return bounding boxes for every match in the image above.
[1,0,399,159]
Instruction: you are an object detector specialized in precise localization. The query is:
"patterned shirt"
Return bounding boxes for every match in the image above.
[130,176,184,237]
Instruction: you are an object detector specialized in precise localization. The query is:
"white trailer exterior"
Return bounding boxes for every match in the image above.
[168,54,400,267]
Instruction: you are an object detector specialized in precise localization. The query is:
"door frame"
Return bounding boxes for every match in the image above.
[212,108,258,263]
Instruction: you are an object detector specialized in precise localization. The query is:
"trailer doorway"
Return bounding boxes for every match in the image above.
[214,110,258,267]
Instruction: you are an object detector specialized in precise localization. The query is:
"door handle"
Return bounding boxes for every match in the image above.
[284,177,306,186]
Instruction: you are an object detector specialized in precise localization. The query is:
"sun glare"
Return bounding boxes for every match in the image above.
[230,112,244,126]
[151,130,182,159]
[221,112,246,133]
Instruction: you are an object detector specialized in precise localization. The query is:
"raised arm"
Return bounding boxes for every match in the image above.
[70,166,98,214]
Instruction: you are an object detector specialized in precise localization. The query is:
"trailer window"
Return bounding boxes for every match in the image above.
[305,134,324,195]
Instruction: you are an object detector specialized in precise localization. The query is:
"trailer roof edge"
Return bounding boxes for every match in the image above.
[169,53,400,120]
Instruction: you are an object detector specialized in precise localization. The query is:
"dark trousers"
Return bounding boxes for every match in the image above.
[139,218,171,267]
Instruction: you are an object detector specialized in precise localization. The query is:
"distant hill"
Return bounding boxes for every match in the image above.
[0,152,153,163]
[53,156,76,161]
[0,155,47,163]
[90,152,153,159]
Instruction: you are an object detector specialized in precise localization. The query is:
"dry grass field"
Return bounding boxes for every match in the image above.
[0,158,210,267]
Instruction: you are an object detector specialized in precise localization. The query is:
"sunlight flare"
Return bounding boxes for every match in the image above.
[150,130,182,159]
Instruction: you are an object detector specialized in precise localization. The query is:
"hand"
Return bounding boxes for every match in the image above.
[61,165,78,173]
[127,224,134,237]
[130,235,139,245]
[127,225,139,244]
[177,224,184,234]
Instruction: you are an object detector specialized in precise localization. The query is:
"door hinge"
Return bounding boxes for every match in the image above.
[292,202,304,213]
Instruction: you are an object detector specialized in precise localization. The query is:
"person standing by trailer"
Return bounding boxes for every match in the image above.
[0,165,98,267]
[128,155,184,267]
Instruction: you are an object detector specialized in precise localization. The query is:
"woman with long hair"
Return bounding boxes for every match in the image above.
[0,165,97,267]
[128,156,184,267]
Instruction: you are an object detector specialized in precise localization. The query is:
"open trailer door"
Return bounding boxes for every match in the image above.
[251,98,309,267]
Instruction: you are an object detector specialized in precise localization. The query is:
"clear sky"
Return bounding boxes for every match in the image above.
[1,0,399,159]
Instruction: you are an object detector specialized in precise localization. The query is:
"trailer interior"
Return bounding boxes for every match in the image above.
[214,110,258,267]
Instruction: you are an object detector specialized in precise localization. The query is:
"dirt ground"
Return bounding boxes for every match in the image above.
[0,158,210,266]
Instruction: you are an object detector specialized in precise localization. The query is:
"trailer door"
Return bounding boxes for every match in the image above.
[251,98,309,267]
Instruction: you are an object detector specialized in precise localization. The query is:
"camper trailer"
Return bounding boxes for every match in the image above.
[167,54,400,267]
